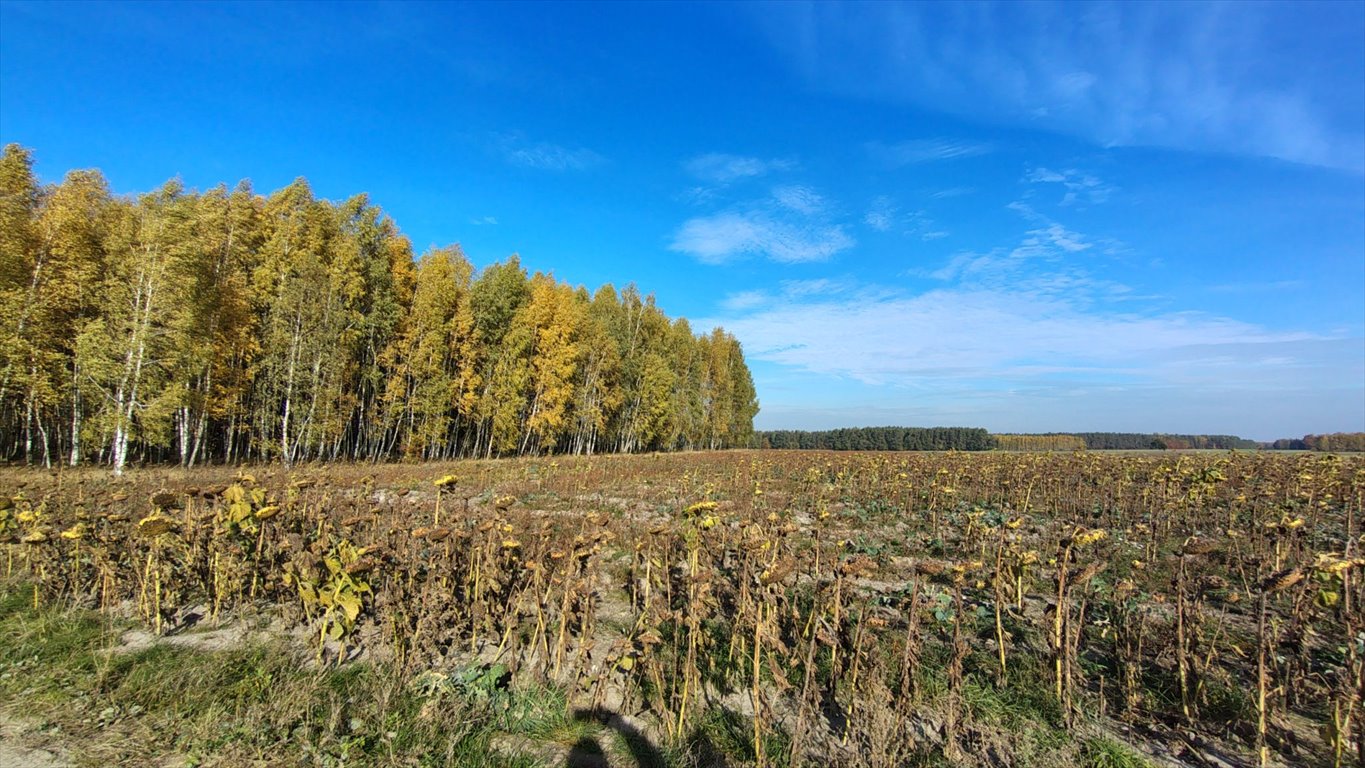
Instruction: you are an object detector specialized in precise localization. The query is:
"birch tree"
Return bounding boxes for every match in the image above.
[29,170,111,466]
[79,182,189,474]
[0,148,762,465]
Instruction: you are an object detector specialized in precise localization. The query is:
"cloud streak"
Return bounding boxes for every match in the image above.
[864,196,895,231]
[671,181,855,264]
[867,138,993,166]
[497,133,603,171]
[684,153,795,184]
[863,197,950,240]
[753,2,1365,172]
[773,184,825,214]
[929,204,1106,290]
[720,274,1362,438]
[705,284,1341,391]
[1024,167,1114,206]
[670,211,854,264]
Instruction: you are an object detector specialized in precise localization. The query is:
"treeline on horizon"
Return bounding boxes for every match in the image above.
[0,145,758,473]
[757,427,1365,452]
[997,432,1260,451]
[1045,431,1365,452]
[1268,432,1365,452]
[758,427,996,452]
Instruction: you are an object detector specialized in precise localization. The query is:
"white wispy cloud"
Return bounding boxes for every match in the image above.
[670,212,854,264]
[864,196,896,231]
[863,197,950,240]
[703,283,1338,392]
[703,189,1345,420]
[926,204,1121,304]
[773,184,825,214]
[864,210,893,231]
[719,278,855,312]
[1024,167,1114,205]
[678,186,721,206]
[1002,202,1096,254]
[672,183,854,264]
[906,210,950,242]
[752,3,1365,172]
[867,138,993,166]
[496,133,603,171]
[1027,223,1091,254]
[780,278,857,298]
[684,153,796,184]
[722,290,770,311]
[470,215,498,226]
[731,276,1364,437]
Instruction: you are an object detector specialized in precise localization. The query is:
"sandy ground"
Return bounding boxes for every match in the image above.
[0,715,68,768]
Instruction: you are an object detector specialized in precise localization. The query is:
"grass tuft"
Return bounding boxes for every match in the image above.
[1081,735,1152,768]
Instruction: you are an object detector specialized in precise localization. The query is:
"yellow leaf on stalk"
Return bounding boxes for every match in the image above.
[1313,554,1353,577]
[336,591,362,622]
[228,501,253,524]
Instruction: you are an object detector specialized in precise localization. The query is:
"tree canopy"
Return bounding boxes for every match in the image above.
[0,145,759,471]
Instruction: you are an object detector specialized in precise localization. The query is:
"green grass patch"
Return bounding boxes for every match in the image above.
[0,582,565,767]
[1080,735,1153,768]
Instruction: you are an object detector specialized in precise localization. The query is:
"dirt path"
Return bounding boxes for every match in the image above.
[0,715,69,768]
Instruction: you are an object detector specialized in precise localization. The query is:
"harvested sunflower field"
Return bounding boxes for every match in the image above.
[0,449,1361,768]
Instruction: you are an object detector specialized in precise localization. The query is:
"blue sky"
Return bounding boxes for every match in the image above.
[2,0,1361,440]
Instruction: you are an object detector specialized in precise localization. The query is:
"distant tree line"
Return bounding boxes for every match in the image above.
[993,434,1087,451]
[756,426,1365,454]
[0,145,758,472]
[1269,433,1365,452]
[757,427,996,451]
[994,432,1260,450]
[757,428,1283,453]
[1087,433,1260,450]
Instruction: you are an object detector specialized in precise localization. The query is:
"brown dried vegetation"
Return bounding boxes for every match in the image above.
[0,449,1362,767]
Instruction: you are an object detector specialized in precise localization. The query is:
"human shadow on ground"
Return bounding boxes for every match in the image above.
[564,707,735,768]
[565,708,666,768]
